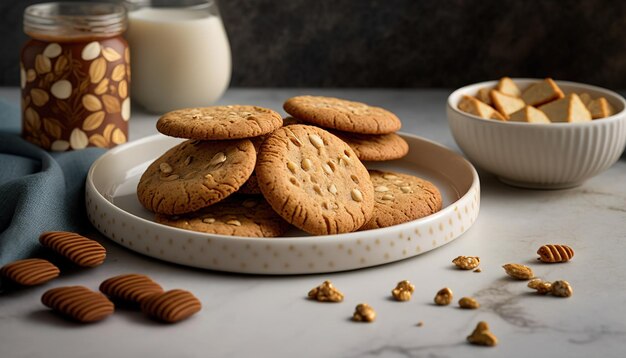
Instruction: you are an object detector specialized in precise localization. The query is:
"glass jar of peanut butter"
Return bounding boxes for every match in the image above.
[21,2,130,151]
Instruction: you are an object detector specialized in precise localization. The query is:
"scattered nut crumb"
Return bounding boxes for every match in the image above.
[416,321,424,327]
[551,280,573,297]
[391,280,415,301]
[458,296,480,309]
[528,279,552,295]
[352,303,376,322]
[308,280,344,302]
[467,321,498,347]
[502,263,534,280]
[473,268,482,273]
[452,256,480,270]
[537,244,574,263]
[434,287,453,306]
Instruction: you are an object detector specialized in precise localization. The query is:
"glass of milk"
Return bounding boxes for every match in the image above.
[124,0,231,113]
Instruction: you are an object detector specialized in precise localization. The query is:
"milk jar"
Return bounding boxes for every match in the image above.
[124,0,231,113]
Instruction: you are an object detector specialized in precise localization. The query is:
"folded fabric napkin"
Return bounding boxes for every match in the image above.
[0,99,105,266]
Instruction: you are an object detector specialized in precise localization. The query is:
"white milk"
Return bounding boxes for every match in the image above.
[126,7,231,113]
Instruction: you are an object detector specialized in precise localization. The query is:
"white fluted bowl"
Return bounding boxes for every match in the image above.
[447,79,626,189]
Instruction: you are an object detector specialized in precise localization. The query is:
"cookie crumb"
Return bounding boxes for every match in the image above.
[308,280,344,302]
[537,244,574,263]
[502,263,534,280]
[391,280,415,301]
[528,279,552,295]
[434,287,453,306]
[473,268,482,273]
[353,303,376,322]
[452,256,480,270]
[416,321,424,327]
[551,280,573,297]
[458,297,480,309]
[467,321,498,347]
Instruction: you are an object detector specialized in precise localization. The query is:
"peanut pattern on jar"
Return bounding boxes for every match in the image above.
[21,39,130,151]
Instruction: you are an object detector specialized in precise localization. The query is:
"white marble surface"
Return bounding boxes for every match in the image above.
[1,87,626,358]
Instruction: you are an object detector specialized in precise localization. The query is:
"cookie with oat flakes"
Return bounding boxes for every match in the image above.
[155,195,290,237]
[157,105,282,140]
[283,96,401,134]
[137,139,256,215]
[256,125,374,235]
[360,170,442,230]
[331,130,408,161]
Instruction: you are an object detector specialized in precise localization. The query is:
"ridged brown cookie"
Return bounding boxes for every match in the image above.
[141,289,201,323]
[137,139,256,215]
[42,286,114,323]
[155,196,290,237]
[331,131,409,161]
[39,231,106,267]
[361,170,442,230]
[1,259,60,286]
[99,274,164,304]
[256,125,374,235]
[157,105,282,140]
[283,96,401,134]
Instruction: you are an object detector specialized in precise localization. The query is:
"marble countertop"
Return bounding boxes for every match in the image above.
[1,88,626,358]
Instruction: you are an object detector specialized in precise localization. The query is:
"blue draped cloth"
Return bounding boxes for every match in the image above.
[0,99,105,265]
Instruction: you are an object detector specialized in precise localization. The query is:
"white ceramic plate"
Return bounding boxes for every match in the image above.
[85,133,480,274]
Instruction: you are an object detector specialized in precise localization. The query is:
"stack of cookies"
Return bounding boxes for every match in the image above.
[137,105,291,237]
[283,96,409,162]
[281,96,442,230]
[137,97,442,237]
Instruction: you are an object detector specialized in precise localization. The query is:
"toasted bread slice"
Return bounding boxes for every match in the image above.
[477,87,493,105]
[509,105,551,123]
[521,78,564,106]
[490,90,525,119]
[538,94,591,123]
[588,97,615,119]
[458,95,505,120]
[496,77,521,97]
[578,92,593,107]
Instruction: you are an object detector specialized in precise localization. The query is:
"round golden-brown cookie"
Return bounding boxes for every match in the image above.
[360,170,442,230]
[283,96,401,134]
[155,196,290,237]
[331,131,409,161]
[256,125,374,235]
[157,105,283,140]
[137,139,256,215]
[237,135,267,195]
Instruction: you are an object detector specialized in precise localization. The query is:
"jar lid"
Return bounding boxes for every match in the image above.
[24,2,127,40]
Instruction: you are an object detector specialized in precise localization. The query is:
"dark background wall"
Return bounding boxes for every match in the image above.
[2,0,626,88]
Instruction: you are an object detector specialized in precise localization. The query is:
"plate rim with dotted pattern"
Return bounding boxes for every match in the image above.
[85,133,480,274]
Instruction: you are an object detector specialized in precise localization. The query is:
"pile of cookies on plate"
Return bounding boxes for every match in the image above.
[459,77,615,123]
[136,96,442,237]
